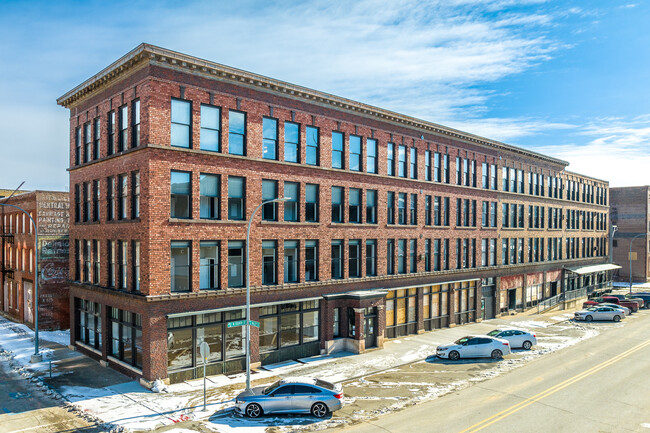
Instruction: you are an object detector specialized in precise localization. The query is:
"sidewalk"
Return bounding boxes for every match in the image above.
[0,306,581,432]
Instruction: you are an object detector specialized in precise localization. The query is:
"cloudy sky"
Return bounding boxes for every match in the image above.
[1,0,648,190]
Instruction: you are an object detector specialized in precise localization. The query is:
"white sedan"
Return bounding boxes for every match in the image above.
[436,335,511,360]
[486,328,537,350]
[574,306,625,322]
[597,303,629,316]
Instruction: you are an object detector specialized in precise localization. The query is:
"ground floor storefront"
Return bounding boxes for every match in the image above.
[69,263,617,385]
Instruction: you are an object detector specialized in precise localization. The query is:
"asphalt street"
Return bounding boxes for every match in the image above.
[328,310,650,433]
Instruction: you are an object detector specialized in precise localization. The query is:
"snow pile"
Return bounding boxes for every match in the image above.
[151,379,169,393]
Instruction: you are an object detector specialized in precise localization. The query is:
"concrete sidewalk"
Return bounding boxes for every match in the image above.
[0,305,580,432]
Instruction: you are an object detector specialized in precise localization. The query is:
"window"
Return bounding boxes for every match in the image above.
[228,176,245,220]
[131,172,140,219]
[331,186,344,223]
[490,164,497,190]
[332,131,344,169]
[306,126,319,165]
[409,239,417,273]
[75,299,102,350]
[131,100,140,148]
[262,117,278,160]
[83,182,90,222]
[284,240,299,283]
[502,166,509,191]
[171,171,191,219]
[349,188,361,223]
[387,191,395,224]
[305,184,319,222]
[398,145,406,177]
[433,196,441,226]
[200,241,219,290]
[108,240,116,287]
[410,193,417,225]
[200,105,220,152]
[425,239,431,271]
[443,154,450,183]
[83,122,91,163]
[331,240,343,279]
[108,308,142,368]
[75,240,81,280]
[93,118,100,160]
[482,162,488,188]
[118,240,128,290]
[75,126,81,165]
[387,143,395,176]
[107,111,115,155]
[93,180,100,222]
[410,147,417,179]
[350,135,361,171]
[366,138,377,173]
[387,239,395,274]
[132,241,140,291]
[434,152,441,182]
[228,241,245,288]
[305,240,318,281]
[262,180,278,221]
[119,105,128,151]
[366,190,377,224]
[433,239,441,271]
[262,241,277,285]
[349,240,361,278]
[228,110,246,155]
[366,240,377,276]
[284,182,299,222]
[84,240,91,282]
[482,201,488,227]
[200,174,220,219]
[117,174,127,220]
[333,308,341,338]
[397,239,407,274]
[398,193,407,225]
[425,150,431,181]
[259,302,319,351]
[284,122,299,163]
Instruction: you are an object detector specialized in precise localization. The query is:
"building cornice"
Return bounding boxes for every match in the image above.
[57,43,569,167]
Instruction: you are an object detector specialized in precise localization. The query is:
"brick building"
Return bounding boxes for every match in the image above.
[57,44,614,385]
[1,191,70,330]
[610,186,650,283]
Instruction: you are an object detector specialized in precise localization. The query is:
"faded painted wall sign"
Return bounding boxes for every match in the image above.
[37,195,69,236]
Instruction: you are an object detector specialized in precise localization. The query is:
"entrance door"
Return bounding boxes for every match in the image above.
[364,308,376,348]
[550,282,558,297]
[508,289,517,311]
[23,281,33,324]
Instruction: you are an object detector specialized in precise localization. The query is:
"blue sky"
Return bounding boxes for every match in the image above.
[1,0,648,190]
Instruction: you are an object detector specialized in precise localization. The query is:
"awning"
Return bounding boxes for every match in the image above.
[565,263,621,275]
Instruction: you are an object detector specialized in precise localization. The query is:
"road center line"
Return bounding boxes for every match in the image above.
[459,339,650,433]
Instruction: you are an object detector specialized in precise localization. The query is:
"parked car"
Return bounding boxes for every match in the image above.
[235,378,343,418]
[486,328,537,350]
[606,293,644,309]
[582,296,639,312]
[597,303,629,316]
[574,306,625,322]
[625,292,650,309]
[436,335,511,360]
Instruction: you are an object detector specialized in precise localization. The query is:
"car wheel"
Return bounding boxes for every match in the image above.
[448,350,460,361]
[311,402,329,418]
[491,349,503,359]
[522,340,533,350]
[613,315,621,322]
[245,403,263,418]
[645,301,650,309]
[585,315,593,322]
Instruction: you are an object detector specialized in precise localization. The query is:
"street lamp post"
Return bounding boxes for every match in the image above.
[245,197,288,391]
[629,233,647,293]
[0,202,41,362]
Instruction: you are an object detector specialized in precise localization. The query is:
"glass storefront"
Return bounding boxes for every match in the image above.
[423,284,450,330]
[385,288,417,338]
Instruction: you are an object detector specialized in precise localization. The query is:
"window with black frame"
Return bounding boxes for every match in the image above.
[284,182,299,222]
[284,121,299,163]
[331,240,343,279]
[200,241,219,290]
[349,188,361,223]
[172,100,191,148]
[348,240,361,278]
[331,186,344,223]
[228,241,245,288]
[76,298,102,350]
[262,241,277,285]
[259,301,319,354]
[262,180,278,221]
[423,284,450,330]
[109,307,142,369]
[200,174,220,220]
[171,171,191,219]
[305,184,319,222]
[284,240,298,283]
[305,240,318,281]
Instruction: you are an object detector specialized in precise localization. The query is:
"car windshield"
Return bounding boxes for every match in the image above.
[487,330,501,337]
[585,307,598,311]
[454,337,470,345]
[263,381,283,395]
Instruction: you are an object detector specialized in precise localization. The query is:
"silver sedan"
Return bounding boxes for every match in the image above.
[235,378,343,418]
[574,306,625,322]
[487,328,537,350]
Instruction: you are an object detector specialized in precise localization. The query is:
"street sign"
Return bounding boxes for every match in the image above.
[227,320,260,328]
[199,341,210,363]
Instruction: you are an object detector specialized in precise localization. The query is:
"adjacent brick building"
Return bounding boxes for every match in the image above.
[1,191,70,330]
[610,186,650,283]
[57,44,614,385]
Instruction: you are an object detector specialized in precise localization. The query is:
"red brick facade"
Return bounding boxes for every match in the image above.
[58,44,612,384]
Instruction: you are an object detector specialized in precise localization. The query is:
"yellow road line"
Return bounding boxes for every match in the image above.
[459,339,650,433]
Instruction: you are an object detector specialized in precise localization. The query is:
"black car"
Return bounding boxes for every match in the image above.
[627,292,650,309]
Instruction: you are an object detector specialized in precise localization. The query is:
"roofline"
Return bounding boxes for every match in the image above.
[57,43,570,167]
[562,170,610,184]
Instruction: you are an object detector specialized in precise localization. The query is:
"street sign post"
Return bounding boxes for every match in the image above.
[227,320,259,328]
[199,341,210,411]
